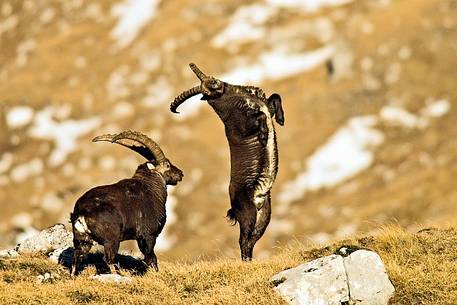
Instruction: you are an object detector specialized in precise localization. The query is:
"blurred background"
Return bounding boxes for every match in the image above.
[0,0,455,261]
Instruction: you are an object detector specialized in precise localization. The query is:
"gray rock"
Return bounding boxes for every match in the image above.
[16,223,73,254]
[271,250,395,305]
[36,272,56,283]
[271,255,349,305]
[0,248,19,258]
[89,274,133,284]
[344,250,395,305]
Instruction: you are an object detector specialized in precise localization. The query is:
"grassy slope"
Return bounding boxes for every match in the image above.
[0,226,456,305]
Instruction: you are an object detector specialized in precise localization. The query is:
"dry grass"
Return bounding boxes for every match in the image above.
[1,225,456,305]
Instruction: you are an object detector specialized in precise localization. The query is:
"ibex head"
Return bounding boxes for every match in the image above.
[170,63,226,113]
[93,130,183,185]
[171,63,284,127]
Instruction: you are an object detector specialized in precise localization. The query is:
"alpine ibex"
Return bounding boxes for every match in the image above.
[170,63,284,261]
[70,131,183,275]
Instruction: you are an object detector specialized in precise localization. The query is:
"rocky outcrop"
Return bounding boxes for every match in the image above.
[16,223,72,254]
[271,249,395,305]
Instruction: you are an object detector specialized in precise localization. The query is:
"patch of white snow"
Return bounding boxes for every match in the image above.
[29,107,101,167]
[10,158,44,182]
[221,45,335,84]
[421,99,450,118]
[380,105,427,129]
[111,0,161,48]
[211,4,276,50]
[266,0,353,12]
[278,116,384,206]
[6,106,34,128]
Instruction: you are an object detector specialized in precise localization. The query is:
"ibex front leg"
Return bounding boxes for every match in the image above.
[256,112,269,146]
[266,93,284,126]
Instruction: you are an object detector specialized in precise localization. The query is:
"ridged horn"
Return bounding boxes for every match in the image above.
[170,85,202,113]
[93,131,165,163]
[189,63,208,81]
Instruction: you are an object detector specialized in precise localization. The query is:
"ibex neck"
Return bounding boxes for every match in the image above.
[132,164,166,186]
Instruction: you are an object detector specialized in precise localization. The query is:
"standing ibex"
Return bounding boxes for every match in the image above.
[170,63,284,261]
[71,131,183,275]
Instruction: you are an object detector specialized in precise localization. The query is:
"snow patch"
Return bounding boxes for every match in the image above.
[278,116,384,206]
[29,107,101,167]
[10,158,44,182]
[266,0,353,12]
[111,0,161,48]
[380,106,427,129]
[142,77,173,107]
[380,99,450,129]
[211,4,276,50]
[221,45,334,84]
[0,152,13,174]
[6,106,34,128]
[421,99,450,118]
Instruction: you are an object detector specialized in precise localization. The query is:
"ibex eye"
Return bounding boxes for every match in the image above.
[211,81,221,89]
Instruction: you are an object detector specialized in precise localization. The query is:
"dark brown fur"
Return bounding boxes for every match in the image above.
[71,160,183,275]
[171,64,284,261]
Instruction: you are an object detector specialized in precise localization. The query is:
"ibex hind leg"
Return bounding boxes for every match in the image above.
[103,240,120,274]
[251,195,272,245]
[137,236,158,272]
[236,204,257,261]
[71,237,92,277]
[241,195,271,262]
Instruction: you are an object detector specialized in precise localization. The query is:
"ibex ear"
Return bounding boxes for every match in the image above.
[267,93,284,126]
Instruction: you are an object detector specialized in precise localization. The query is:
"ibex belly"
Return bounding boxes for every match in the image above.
[253,105,278,209]
[228,106,278,208]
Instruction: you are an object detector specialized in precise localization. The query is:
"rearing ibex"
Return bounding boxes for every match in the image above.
[170,63,284,261]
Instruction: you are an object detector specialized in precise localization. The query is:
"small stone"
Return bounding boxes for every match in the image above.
[0,248,19,258]
[37,272,54,283]
[89,274,133,284]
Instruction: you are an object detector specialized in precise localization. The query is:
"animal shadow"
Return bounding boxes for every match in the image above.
[58,247,148,276]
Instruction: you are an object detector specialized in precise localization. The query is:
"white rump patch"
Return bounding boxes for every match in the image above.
[74,216,91,234]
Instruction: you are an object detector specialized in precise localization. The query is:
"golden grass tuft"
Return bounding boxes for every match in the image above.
[1,226,456,305]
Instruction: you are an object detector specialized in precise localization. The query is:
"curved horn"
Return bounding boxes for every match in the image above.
[93,131,166,163]
[170,85,202,113]
[189,63,208,81]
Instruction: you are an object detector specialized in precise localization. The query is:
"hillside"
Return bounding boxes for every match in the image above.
[0,226,456,305]
[0,0,456,261]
